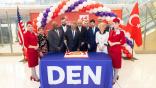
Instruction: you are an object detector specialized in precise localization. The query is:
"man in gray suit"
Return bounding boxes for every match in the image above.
[47,21,64,52]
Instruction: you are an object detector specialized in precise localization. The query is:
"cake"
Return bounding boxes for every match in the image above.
[64,51,88,58]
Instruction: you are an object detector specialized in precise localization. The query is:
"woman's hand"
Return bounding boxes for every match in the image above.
[109,41,120,46]
[98,45,103,51]
[34,45,39,50]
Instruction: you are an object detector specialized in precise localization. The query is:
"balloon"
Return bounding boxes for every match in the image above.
[74,1,79,6]
[37,17,42,21]
[55,8,60,14]
[99,12,103,16]
[62,1,66,6]
[50,7,55,12]
[42,17,47,22]
[48,12,53,17]
[41,21,46,26]
[94,4,99,8]
[58,4,63,9]
[85,5,91,10]
[95,12,100,16]
[52,12,58,19]
[43,13,48,17]
[38,13,43,17]
[46,8,50,13]
[37,22,41,27]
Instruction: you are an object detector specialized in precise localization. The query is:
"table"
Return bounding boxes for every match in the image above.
[40,52,113,88]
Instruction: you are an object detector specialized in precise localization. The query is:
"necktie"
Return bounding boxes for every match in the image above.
[79,27,81,32]
[92,27,95,34]
[72,30,75,38]
[56,29,59,37]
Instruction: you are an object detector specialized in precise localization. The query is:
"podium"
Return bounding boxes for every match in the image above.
[40,52,113,88]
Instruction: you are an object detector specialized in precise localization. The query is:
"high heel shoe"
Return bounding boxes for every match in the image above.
[30,76,40,82]
[112,75,119,85]
[117,75,119,80]
[112,81,115,85]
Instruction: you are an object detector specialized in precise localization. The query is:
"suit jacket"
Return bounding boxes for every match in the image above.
[76,26,88,51]
[59,25,71,52]
[87,26,99,52]
[47,28,64,52]
[66,29,79,51]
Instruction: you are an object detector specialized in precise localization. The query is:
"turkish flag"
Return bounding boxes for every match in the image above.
[126,2,142,46]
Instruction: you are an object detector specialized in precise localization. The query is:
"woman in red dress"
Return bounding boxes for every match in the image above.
[24,21,39,82]
[108,18,126,85]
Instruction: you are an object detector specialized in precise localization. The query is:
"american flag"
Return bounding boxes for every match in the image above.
[17,6,25,46]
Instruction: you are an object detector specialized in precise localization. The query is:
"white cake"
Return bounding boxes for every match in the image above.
[64,51,88,58]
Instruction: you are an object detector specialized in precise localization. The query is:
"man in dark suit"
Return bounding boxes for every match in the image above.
[84,20,90,30]
[76,19,88,51]
[59,17,71,52]
[66,22,79,51]
[87,19,99,52]
[47,21,64,52]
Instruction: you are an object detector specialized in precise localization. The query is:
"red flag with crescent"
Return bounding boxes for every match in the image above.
[126,2,142,46]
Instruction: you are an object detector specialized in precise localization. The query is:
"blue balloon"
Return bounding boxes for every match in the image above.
[78,0,84,4]
[99,12,103,16]
[95,12,100,16]
[46,8,50,13]
[70,4,75,10]
[74,2,79,6]
[126,38,134,48]
[65,9,69,13]
[41,21,46,27]
[43,13,48,17]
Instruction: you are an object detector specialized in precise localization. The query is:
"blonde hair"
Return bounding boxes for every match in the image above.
[98,22,106,28]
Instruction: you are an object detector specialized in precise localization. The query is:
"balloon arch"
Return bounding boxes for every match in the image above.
[36,0,117,28]
[35,0,133,59]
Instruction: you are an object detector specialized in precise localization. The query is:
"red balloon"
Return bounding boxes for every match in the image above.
[94,4,99,8]
[89,5,93,9]
[55,8,60,14]
[52,12,58,19]
[62,1,66,5]
[58,4,63,9]
[85,5,91,10]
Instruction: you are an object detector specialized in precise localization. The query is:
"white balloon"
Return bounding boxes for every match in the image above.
[106,16,111,21]
[48,12,53,17]
[50,7,54,12]
[106,8,111,12]
[63,5,68,10]
[92,9,97,13]
[47,18,51,23]
[37,22,41,27]
[125,45,132,54]
[37,17,42,22]
[39,13,43,17]
[98,7,103,11]
[110,17,115,21]
[102,16,106,20]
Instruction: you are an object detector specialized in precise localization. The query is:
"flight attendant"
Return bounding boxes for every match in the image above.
[24,21,39,82]
[108,18,126,85]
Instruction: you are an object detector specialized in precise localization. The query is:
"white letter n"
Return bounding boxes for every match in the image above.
[83,66,102,85]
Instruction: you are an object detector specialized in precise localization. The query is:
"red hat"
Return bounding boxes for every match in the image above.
[113,18,120,23]
[26,21,32,25]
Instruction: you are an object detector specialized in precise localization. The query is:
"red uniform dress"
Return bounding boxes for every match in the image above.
[108,30,126,69]
[24,31,38,67]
